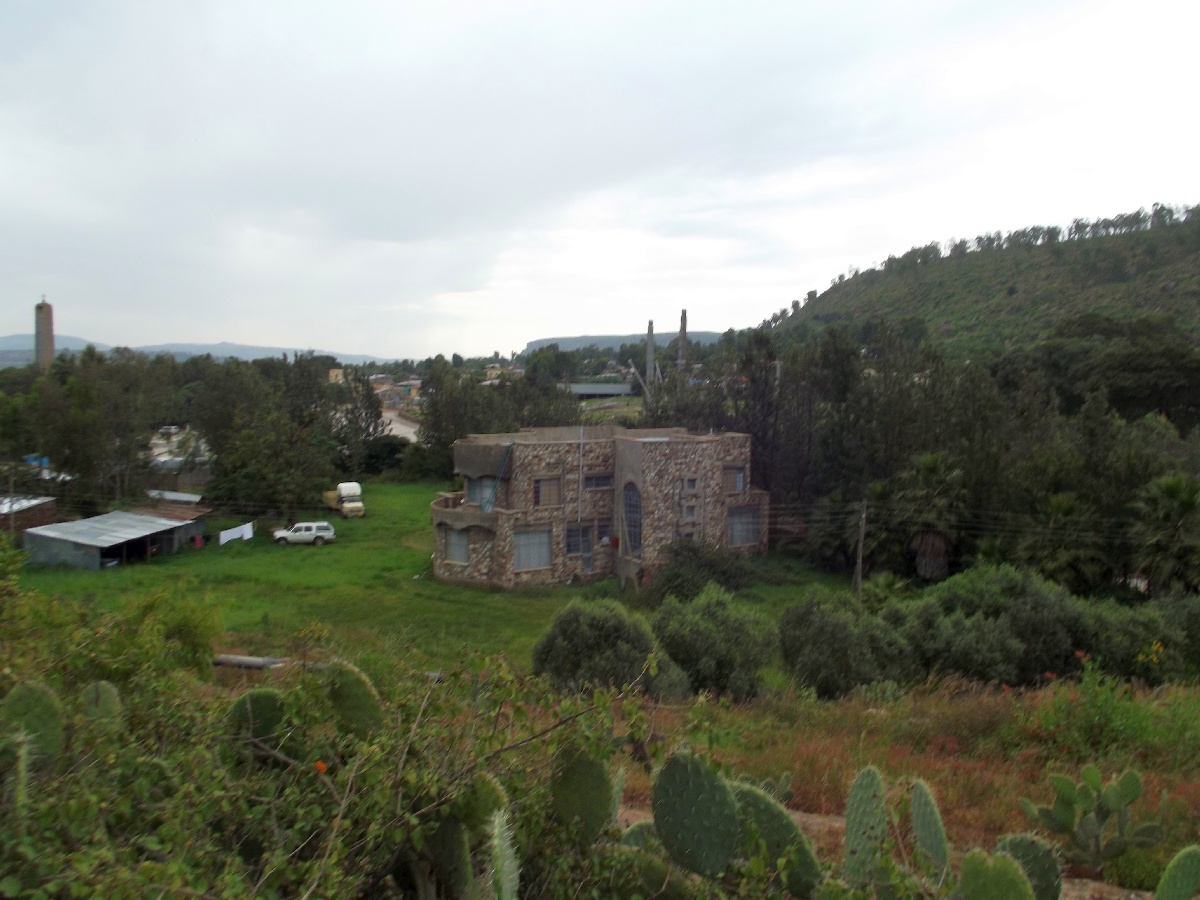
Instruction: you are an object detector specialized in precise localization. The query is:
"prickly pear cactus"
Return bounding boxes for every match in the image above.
[843,765,887,888]
[651,750,741,877]
[1155,845,1200,900]
[453,771,509,836]
[551,747,614,847]
[996,833,1061,900]
[593,844,694,900]
[487,808,519,900]
[2,680,64,765]
[327,661,384,740]
[428,819,473,898]
[227,688,286,745]
[621,819,657,850]
[911,778,949,874]
[80,680,122,723]
[731,781,822,898]
[959,849,1036,900]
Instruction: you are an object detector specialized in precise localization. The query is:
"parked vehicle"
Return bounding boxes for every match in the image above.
[273,522,337,546]
[323,482,365,518]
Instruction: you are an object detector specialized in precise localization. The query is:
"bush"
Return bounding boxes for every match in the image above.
[651,584,776,701]
[643,541,753,606]
[779,589,895,699]
[532,601,656,692]
[1080,600,1182,684]
[919,564,1090,685]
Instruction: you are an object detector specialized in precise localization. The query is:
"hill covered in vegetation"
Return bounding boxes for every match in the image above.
[777,203,1200,356]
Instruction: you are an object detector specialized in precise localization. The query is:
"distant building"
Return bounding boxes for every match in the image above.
[23,511,205,570]
[34,298,54,373]
[328,368,345,384]
[431,425,768,589]
[0,496,57,542]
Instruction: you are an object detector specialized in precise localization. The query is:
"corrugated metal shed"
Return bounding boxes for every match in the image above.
[0,496,54,515]
[25,511,193,548]
[146,489,204,504]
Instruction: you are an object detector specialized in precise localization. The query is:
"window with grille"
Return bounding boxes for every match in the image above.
[685,477,698,492]
[683,504,696,520]
[722,467,746,493]
[566,525,592,555]
[727,507,760,545]
[513,529,552,570]
[597,520,612,542]
[445,528,469,564]
[533,477,561,507]
[584,473,614,490]
[623,482,643,555]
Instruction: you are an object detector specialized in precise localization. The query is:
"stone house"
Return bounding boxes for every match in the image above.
[430,425,769,589]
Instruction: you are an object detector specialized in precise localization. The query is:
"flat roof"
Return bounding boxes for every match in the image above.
[146,489,204,504]
[0,496,54,515]
[24,511,196,549]
[567,383,633,396]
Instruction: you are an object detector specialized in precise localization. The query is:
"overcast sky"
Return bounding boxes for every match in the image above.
[1,0,1196,361]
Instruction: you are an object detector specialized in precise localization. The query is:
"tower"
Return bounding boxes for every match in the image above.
[677,308,688,371]
[34,297,54,373]
[645,319,655,385]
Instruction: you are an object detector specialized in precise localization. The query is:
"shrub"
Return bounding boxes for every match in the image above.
[920,564,1089,685]
[1080,600,1182,684]
[643,541,753,606]
[779,590,893,699]
[532,601,656,692]
[651,584,776,701]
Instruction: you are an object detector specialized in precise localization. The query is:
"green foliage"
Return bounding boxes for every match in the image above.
[1021,766,1163,874]
[910,778,949,874]
[779,590,894,699]
[995,834,1061,900]
[452,771,509,836]
[651,584,777,700]
[428,818,473,897]
[958,849,1036,900]
[532,600,656,693]
[651,750,741,877]
[327,660,384,740]
[644,540,754,606]
[1,681,64,766]
[550,747,614,847]
[226,688,287,760]
[591,844,694,900]
[1155,845,1200,900]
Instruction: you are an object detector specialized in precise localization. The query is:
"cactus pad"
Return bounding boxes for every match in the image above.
[731,781,821,897]
[911,778,949,873]
[996,833,1061,900]
[621,819,657,849]
[652,750,741,877]
[454,771,509,836]
[427,819,472,898]
[227,688,286,745]
[80,680,122,723]
[487,808,519,900]
[2,680,64,765]
[593,845,693,900]
[1156,845,1200,900]
[551,747,614,846]
[327,661,384,740]
[843,765,887,888]
[959,849,1035,900]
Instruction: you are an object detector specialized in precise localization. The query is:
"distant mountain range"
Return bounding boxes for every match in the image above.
[0,336,393,368]
[523,332,723,355]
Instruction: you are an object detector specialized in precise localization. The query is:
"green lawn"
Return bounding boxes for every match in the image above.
[19,483,578,669]
[19,482,847,672]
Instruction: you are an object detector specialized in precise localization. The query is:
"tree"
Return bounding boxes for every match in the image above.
[1132,475,1200,594]
[332,367,385,478]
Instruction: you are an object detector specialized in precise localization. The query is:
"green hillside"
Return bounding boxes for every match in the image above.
[783,206,1200,356]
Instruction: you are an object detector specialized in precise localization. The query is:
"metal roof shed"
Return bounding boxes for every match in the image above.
[23,511,204,570]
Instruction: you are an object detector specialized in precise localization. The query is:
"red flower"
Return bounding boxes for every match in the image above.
[315,760,327,774]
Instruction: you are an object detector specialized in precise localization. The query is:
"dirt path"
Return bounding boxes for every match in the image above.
[617,807,1149,899]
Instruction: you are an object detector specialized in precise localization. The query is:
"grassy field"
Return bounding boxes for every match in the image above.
[19,483,581,669]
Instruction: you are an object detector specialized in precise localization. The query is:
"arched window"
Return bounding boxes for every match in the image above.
[623,482,642,555]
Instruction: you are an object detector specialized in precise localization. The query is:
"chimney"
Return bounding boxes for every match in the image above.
[34,296,54,373]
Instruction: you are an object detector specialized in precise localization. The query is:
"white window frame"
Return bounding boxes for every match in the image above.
[445,528,469,564]
[727,506,760,546]
[513,528,552,571]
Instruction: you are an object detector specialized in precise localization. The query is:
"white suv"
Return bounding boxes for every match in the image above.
[273,521,337,546]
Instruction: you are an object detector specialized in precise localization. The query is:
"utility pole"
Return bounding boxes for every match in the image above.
[853,500,867,607]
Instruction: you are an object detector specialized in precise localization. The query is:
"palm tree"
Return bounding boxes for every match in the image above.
[1131,475,1200,594]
